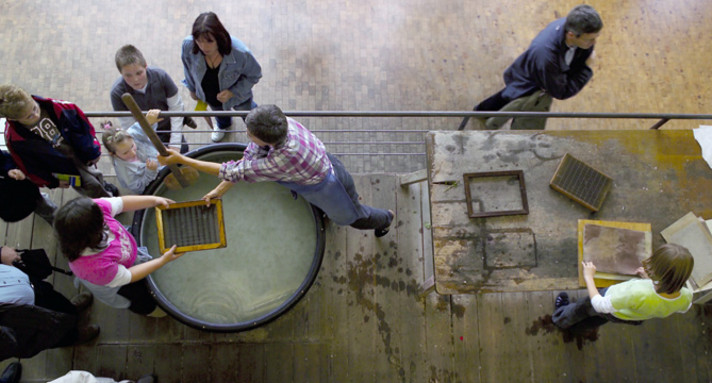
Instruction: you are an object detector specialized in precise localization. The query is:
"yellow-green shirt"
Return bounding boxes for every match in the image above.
[605,279,692,321]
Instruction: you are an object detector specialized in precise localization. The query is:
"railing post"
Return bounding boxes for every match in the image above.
[649,118,670,130]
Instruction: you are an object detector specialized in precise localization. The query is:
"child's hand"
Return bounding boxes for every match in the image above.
[145,109,163,126]
[582,261,597,280]
[636,266,649,279]
[154,196,175,208]
[160,245,185,263]
[158,148,183,166]
[7,169,25,180]
[189,92,198,101]
[146,159,158,171]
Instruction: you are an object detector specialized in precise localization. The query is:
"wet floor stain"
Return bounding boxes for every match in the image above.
[526,315,600,350]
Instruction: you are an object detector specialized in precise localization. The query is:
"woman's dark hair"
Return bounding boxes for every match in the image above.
[54,197,105,262]
[643,243,694,295]
[245,104,289,145]
[191,12,232,56]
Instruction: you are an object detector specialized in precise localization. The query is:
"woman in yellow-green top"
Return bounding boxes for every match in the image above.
[552,243,693,329]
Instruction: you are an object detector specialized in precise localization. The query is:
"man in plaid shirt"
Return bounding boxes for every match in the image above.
[160,104,394,237]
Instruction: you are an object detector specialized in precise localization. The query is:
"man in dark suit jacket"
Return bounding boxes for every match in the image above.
[473,5,603,130]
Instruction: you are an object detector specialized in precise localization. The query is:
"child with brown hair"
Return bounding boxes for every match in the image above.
[553,243,694,328]
[0,85,119,197]
[101,109,164,195]
[110,44,191,153]
[54,195,184,316]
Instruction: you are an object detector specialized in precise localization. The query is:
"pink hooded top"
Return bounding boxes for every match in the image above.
[68,198,137,286]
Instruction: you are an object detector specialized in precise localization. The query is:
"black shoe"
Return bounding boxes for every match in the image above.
[375,227,390,238]
[184,116,198,129]
[0,362,21,383]
[104,182,120,197]
[75,324,100,345]
[555,292,569,309]
[70,292,93,312]
[375,209,395,238]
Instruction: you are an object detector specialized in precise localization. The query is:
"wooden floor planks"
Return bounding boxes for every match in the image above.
[1,175,712,382]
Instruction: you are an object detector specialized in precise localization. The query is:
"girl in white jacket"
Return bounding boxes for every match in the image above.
[100,110,164,194]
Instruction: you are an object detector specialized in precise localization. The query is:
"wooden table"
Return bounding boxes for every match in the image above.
[426,130,712,294]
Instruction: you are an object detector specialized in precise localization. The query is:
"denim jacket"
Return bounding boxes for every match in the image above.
[181,36,262,110]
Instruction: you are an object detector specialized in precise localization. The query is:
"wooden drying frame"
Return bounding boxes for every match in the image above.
[463,170,529,218]
[155,199,227,254]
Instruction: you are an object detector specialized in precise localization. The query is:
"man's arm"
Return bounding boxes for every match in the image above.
[158,148,221,176]
[537,56,593,100]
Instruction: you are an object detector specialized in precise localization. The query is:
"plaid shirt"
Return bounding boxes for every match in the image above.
[219,118,331,185]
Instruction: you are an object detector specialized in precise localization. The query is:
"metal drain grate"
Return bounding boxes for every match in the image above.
[549,153,612,212]
[155,199,227,253]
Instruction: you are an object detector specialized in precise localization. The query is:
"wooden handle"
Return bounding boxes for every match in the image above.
[121,93,189,187]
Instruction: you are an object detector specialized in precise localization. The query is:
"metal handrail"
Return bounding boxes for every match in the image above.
[85,110,712,119]
[83,110,712,167]
[85,110,712,130]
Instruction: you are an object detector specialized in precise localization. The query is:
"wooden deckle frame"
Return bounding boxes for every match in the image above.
[155,199,227,254]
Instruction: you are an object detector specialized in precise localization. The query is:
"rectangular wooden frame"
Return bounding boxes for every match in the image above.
[155,199,227,254]
[463,170,529,218]
[577,219,651,288]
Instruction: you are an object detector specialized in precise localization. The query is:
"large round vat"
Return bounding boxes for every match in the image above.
[131,143,325,332]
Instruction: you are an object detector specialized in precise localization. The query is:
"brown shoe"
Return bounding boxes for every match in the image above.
[70,292,93,312]
[75,324,100,345]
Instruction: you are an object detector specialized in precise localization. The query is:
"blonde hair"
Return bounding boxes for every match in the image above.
[100,120,133,154]
[0,85,34,119]
[643,243,694,294]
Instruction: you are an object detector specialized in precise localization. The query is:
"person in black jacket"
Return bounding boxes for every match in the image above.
[473,5,603,129]
[0,149,55,224]
[0,246,99,361]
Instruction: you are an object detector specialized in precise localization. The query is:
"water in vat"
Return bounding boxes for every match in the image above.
[141,151,318,324]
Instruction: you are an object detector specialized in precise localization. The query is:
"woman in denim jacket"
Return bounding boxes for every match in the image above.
[181,12,262,142]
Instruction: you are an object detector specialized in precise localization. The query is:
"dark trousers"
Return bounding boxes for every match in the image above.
[117,280,156,315]
[476,88,538,111]
[552,289,643,330]
[76,162,110,198]
[327,153,392,231]
[475,89,512,111]
[210,98,257,130]
[31,279,78,347]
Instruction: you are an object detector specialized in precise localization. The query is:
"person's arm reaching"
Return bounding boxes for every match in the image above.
[158,148,221,176]
[127,245,184,282]
[584,261,616,314]
[120,195,173,213]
